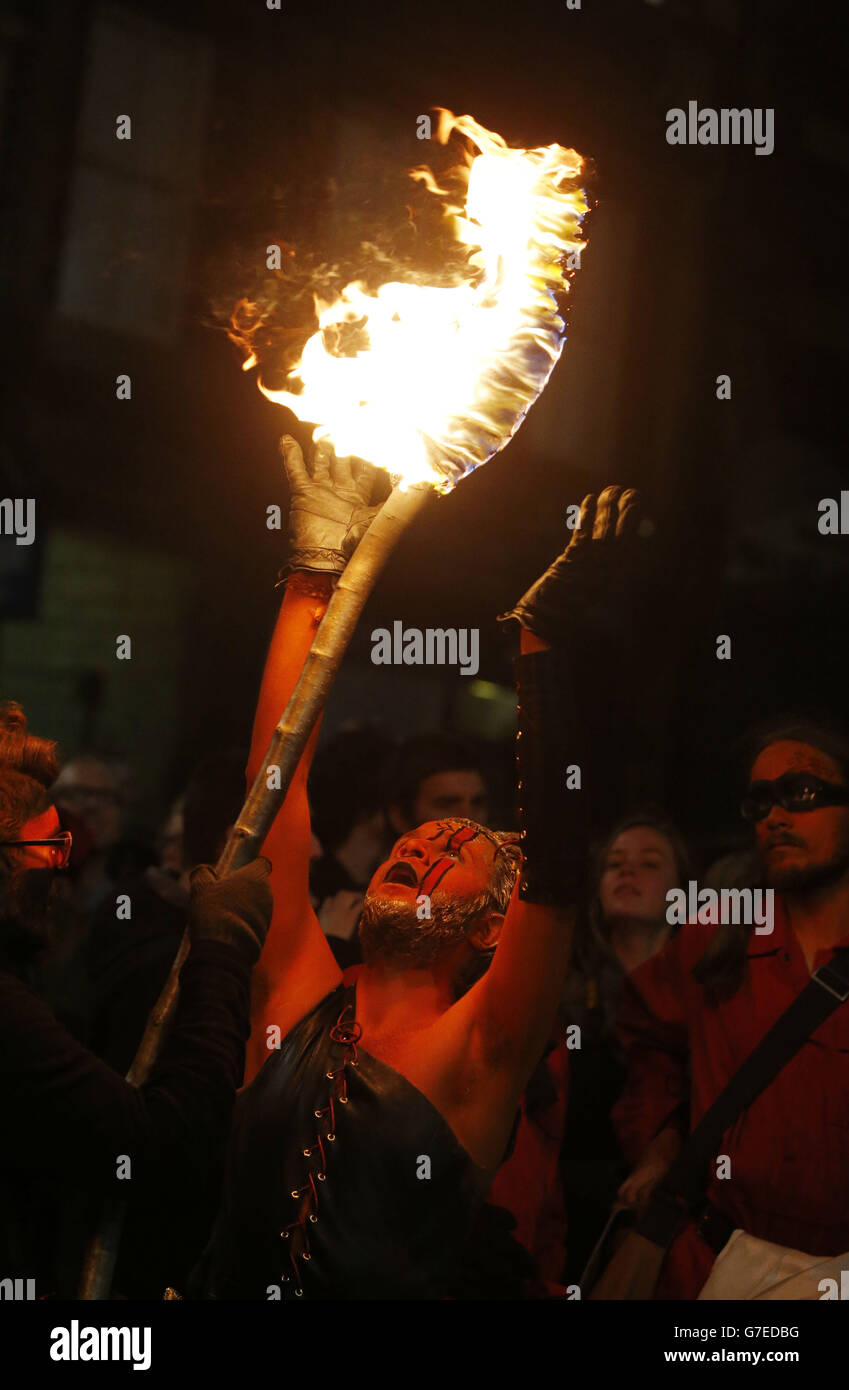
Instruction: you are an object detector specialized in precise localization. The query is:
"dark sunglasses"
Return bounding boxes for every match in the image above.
[0,830,73,869]
[741,774,849,824]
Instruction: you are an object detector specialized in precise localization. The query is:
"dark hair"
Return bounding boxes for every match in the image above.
[690,869,764,1004]
[0,700,60,788]
[310,727,395,853]
[385,734,484,827]
[182,750,247,867]
[434,817,522,1000]
[0,700,61,882]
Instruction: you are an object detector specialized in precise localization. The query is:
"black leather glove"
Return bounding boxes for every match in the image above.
[279,435,381,577]
[188,858,273,966]
[499,486,642,647]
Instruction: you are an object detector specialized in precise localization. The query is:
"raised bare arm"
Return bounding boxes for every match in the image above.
[245,436,381,1082]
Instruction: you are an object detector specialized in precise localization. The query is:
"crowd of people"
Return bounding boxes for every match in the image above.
[2,441,848,1302]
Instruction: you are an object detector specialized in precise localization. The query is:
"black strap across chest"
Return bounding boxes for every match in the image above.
[638,947,849,1245]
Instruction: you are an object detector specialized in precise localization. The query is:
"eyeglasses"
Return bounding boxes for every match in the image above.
[741,774,849,824]
[0,830,73,869]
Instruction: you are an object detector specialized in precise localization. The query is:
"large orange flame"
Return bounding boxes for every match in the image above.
[240,109,588,491]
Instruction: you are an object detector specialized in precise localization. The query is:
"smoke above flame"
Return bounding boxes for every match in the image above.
[232,110,588,491]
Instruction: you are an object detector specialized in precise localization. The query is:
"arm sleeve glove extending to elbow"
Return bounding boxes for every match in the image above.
[505,487,649,912]
[512,643,634,911]
[513,649,584,908]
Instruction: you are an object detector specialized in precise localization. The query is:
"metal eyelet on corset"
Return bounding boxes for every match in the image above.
[281,1001,359,1291]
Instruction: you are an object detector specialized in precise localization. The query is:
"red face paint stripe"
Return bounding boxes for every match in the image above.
[446,826,480,852]
[420,857,453,897]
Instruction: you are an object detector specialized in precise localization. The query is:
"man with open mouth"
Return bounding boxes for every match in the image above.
[190,438,642,1300]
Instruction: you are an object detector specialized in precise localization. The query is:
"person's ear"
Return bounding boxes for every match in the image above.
[467,911,504,953]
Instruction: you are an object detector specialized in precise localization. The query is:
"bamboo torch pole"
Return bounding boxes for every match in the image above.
[78,479,432,1299]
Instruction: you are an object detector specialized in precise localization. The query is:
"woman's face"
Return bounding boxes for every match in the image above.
[598,826,680,926]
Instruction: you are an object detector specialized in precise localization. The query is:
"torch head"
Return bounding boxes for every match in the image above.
[235,109,588,494]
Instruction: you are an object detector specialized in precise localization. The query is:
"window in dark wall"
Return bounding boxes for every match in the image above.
[55,2,213,345]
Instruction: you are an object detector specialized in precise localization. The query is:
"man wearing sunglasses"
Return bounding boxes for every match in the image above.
[0,699,273,1298]
[612,717,849,1299]
[742,747,849,967]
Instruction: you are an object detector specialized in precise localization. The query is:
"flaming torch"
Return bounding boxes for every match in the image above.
[79,109,587,1297]
[247,109,587,490]
[213,108,588,863]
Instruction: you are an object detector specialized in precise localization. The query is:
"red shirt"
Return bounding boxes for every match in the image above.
[612,899,849,1298]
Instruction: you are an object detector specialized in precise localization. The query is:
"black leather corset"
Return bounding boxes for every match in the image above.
[192,984,493,1299]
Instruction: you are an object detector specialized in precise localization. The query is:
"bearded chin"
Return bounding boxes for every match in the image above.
[766,844,849,894]
[772,850,849,895]
[359,891,484,968]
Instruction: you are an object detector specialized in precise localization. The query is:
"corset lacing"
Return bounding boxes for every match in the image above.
[279,1003,362,1296]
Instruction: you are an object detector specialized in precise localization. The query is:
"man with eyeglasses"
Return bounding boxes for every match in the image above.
[611,717,849,1299]
[0,699,273,1298]
[0,810,73,870]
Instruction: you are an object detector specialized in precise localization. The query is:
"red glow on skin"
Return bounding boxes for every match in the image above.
[9,805,62,870]
[418,825,483,896]
[20,807,61,838]
[752,742,849,880]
